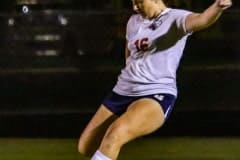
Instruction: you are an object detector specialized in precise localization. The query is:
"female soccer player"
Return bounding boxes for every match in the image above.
[78,0,232,159]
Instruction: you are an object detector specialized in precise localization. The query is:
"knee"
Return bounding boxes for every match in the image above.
[103,123,130,147]
[78,140,94,157]
[78,141,87,156]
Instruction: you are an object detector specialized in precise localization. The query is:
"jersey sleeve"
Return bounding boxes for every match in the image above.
[174,9,193,34]
[125,15,136,41]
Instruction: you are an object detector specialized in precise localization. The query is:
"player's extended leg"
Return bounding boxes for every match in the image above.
[96,98,165,160]
[78,105,118,157]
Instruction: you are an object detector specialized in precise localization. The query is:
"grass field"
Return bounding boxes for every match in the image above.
[0,137,240,160]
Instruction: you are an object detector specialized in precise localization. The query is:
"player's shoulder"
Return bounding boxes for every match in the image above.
[168,8,193,17]
[126,13,143,31]
[127,13,142,24]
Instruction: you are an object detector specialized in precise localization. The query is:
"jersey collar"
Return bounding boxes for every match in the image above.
[142,8,171,23]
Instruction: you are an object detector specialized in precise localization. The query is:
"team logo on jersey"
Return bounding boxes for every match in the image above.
[149,13,170,30]
[149,19,163,30]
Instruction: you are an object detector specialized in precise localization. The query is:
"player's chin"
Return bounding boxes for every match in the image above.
[134,9,141,14]
[139,12,147,18]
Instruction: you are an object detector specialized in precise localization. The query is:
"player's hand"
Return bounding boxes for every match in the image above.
[215,0,232,10]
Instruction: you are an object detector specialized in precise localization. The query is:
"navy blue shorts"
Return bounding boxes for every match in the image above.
[102,91,176,120]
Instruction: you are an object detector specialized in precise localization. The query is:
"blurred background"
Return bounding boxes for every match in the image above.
[0,0,239,138]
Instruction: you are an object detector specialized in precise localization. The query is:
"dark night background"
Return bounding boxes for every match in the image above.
[0,0,239,138]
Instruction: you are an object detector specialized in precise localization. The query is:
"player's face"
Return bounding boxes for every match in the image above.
[132,0,157,19]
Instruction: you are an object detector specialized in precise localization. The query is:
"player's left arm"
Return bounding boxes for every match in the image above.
[185,0,232,32]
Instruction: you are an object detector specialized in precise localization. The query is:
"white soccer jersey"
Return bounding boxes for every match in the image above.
[113,8,192,97]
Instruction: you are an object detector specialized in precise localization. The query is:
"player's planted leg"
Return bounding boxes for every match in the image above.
[93,98,165,160]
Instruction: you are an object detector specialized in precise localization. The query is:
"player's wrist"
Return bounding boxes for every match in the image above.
[214,1,225,11]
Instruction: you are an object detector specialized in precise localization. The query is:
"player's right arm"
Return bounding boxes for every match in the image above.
[125,41,130,62]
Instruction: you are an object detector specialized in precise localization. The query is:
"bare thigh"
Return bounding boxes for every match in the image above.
[99,98,165,159]
[78,104,117,156]
[124,98,165,138]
